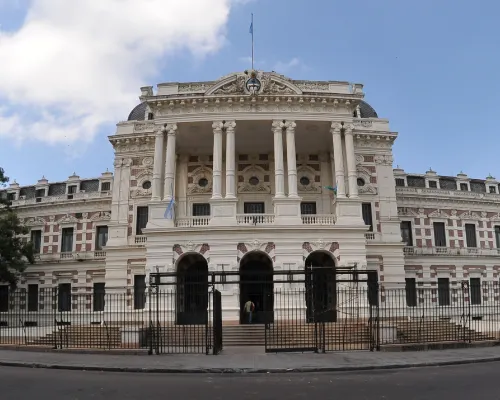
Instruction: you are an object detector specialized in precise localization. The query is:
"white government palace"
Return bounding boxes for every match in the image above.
[2,70,500,323]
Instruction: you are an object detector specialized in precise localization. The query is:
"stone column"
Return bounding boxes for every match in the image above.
[285,120,298,198]
[211,121,223,200]
[344,124,358,198]
[331,122,346,198]
[152,126,165,200]
[272,120,286,198]
[163,123,177,201]
[225,121,236,199]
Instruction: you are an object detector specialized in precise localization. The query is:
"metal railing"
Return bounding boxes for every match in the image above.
[0,281,498,354]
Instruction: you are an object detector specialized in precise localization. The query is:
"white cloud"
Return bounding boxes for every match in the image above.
[273,57,307,74]
[0,0,242,144]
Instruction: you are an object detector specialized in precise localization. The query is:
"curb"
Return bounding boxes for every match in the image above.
[1,356,500,374]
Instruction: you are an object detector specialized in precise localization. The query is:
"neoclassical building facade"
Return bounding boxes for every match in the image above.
[2,70,499,320]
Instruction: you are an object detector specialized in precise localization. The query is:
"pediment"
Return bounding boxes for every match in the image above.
[23,216,47,226]
[205,71,302,96]
[57,214,79,224]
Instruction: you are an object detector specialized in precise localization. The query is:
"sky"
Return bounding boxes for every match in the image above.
[0,0,499,186]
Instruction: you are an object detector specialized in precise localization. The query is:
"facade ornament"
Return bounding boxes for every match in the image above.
[113,158,123,167]
[57,214,79,224]
[90,211,111,221]
[330,122,342,133]
[261,73,297,95]
[353,120,373,128]
[23,216,47,226]
[374,155,393,166]
[142,157,154,167]
[212,75,246,95]
[82,212,88,219]
[188,166,213,195]
[355,154,364,164]
[312,239,327,250]
[212,121,224,133]
[249,239,262,250]
[284,120,297,131]
[184,241,196,252]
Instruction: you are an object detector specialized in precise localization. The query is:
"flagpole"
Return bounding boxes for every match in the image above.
[251,13,254,70]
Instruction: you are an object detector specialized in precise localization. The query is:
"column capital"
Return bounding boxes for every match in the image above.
[344,123,354,135]
[272,120,286,132]
[212,121,224,133]
[284,120,296,131]
[330,122,342,133]
[164,123,177,135]
[224,120,236,131]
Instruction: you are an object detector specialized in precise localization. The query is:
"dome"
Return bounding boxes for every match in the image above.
[127,102,147,121]
[358,100,378,118]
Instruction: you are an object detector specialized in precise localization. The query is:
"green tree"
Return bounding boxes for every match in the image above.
[0,167,35,287]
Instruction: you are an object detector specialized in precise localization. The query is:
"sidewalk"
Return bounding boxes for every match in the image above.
[1,346,500,373]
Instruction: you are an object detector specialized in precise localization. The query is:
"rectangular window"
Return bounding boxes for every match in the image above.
[496,226,500,248]
[465,224,477,248]
[400,221,413,246]
[300,202,317,215]
[192,203,210,216]
[470,278,481,305]
[362,203,373,232]
[489,186,497,194]
[395,178,405,187]
[134,275,146,310]
[428,180,438,188]
[58,283,71,312]
[433,222,446,247]
[35,188,45,198]
[244,202,265,214]
[95,226,108,250]
[0,286,8,312]
[438,278,450,306]
[27,284,39,312]
[101,182,111,191]
[61,228,74,253]
[30,230,42,254]
[7,192,15,201]
[405,278,417,307]
[93,283,105,312]
[460,183,468,191]
[136,206,149,235]
[68,185,77,194]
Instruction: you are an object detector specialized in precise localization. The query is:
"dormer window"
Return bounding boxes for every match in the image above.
[395,178,405,187]
[147,113,154,120]
[428,180,438,188]
[489,186,497,194]
[460,183,468,191]
[35,189,45,198]
[68,185,77,194]
[101,182,111,191]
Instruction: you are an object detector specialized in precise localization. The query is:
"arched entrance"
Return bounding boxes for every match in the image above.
[176,253,209,325]
[305,251,336,322]
[239,251,274,324]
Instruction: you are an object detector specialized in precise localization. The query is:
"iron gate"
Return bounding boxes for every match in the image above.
[212,289,223,355]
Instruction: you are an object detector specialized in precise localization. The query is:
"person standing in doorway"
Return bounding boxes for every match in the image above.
[244,299,255,324]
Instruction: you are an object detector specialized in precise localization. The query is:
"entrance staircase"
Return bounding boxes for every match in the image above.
[29,325,122,348]
[222,324,265,346]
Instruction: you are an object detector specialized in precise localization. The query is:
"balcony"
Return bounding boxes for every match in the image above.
[404,246,500,257]
[33,251,106,262]
[12,191,111,206]
[301,214,336,225]
[175,217,210,228]
[365,232,381,241]
[396,186,500,201]
[236,214,275,225]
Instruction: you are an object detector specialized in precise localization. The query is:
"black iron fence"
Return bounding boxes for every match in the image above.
[0,281,499,354]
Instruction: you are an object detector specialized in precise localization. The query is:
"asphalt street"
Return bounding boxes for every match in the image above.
[1,362,499,399]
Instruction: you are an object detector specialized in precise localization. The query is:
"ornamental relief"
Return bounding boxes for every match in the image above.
[22,216,47,226]
[111,137,155,154]
[374,155,393,166]
[188,166,213,195]
[357,166,377,194]
[297,166,321,193]
[90,211,111,222]
[238,165,271,194]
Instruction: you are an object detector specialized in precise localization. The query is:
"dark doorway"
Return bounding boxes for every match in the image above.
[305,251,336,322]
[239,252,274,324]
[176,253,209,325]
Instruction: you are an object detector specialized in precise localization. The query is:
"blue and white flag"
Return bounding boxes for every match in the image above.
[164,183,175,220]
[249,20,253,35]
